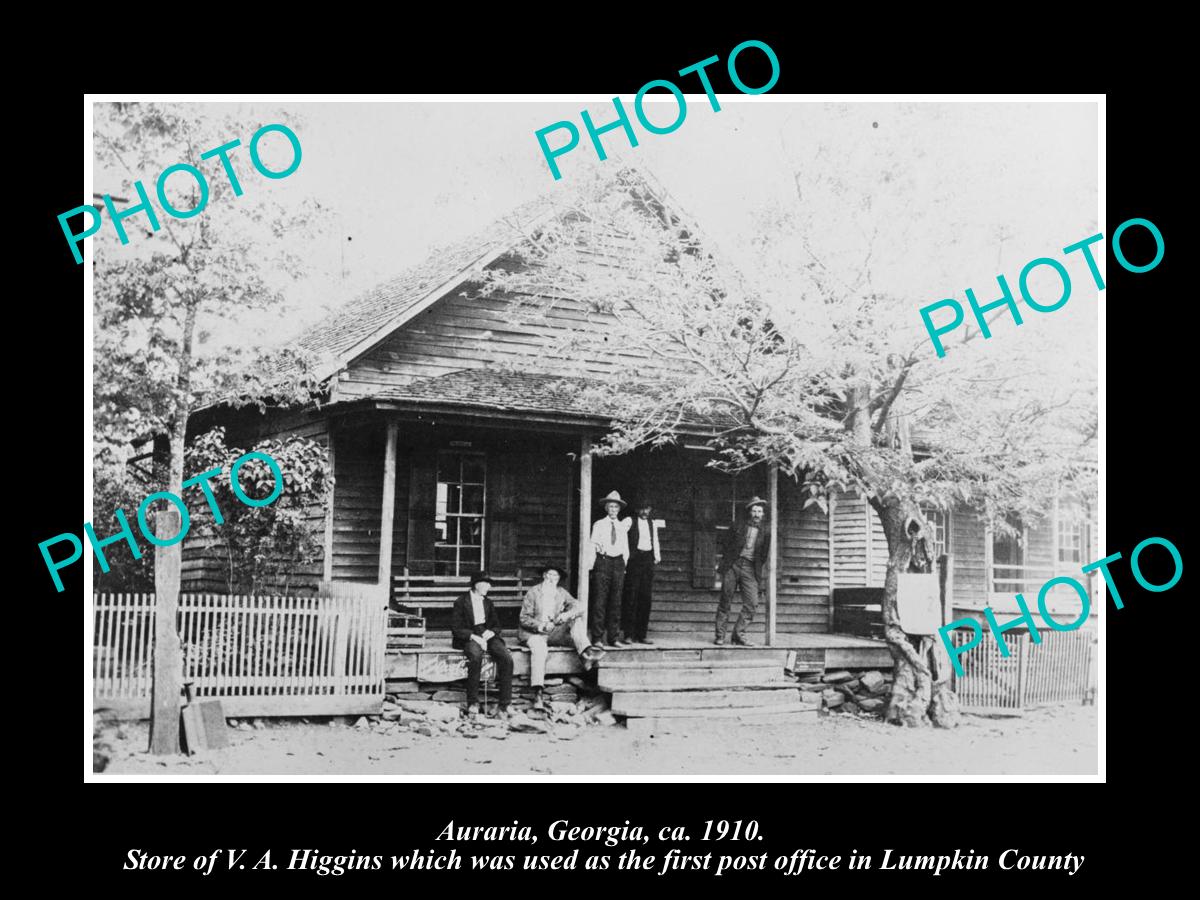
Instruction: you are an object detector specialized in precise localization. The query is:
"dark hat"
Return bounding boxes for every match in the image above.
[634,498,654,510]
[744,496,769,510]
[597,490,627,509]
[468,570,493,589]
[540,562,568,579]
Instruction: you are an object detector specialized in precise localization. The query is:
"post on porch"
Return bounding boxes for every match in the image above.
[322,425,336,583]
[378,422,399,593]
[766,462,779,646]
[576,434,592,622]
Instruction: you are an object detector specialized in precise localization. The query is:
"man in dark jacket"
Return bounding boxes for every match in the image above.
[451,571,513,718]
[715,497,771,646]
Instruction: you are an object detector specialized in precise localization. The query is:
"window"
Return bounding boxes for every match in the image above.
[991,515,1026,594]
[434,451,486,576]
[919,504,950,559]
[1057,503,1087,566]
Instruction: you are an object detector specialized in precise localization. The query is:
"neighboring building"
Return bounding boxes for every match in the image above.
[830,480,1098,630]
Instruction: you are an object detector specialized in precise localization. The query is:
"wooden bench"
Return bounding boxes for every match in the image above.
[391,569,532,617]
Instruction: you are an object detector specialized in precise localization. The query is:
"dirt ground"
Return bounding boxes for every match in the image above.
[99,705,1097,777]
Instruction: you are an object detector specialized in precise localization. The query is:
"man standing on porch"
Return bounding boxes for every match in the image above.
[519,563,597,712]
[451,571,513,719]
[715,497,770,647]
[586,490,632,648]
[621,500,660,645]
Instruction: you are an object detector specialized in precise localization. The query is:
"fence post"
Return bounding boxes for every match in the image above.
[149,508,183,755]
[1016,630,1029,709]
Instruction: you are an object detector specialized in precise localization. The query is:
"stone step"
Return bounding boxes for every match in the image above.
[624,705,819,735]
[611,688,808,717]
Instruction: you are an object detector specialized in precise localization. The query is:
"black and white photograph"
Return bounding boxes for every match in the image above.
[82,95,1101,779]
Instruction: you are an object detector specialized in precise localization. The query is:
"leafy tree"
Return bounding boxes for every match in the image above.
[184,428,330,596]
[93,102,325,752]
[483,143,1097,729]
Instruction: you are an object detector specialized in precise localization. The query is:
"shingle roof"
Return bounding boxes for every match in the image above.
[371,369,730,431]
[374,370,606,418]
[291,196,554,368]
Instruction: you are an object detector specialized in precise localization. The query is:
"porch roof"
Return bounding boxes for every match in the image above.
[358,369,736,434]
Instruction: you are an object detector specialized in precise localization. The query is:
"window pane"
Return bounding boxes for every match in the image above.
[459,546,482,571]
[434,517,448,543]
[993,532,1022,566]
[437,452,461,482]
[445,484,463,515]
[461,484,484,515]
[461,455,486,484]
[461,517,483,545]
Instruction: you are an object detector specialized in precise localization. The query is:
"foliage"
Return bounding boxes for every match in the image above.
[92,448,156,592]
[482,163,1097,534]
[93,102,328,465]
[481,143,1097,727]
[92,428,331,594]
[182,428,331,596]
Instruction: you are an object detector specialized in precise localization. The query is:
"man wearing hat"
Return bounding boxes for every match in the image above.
[715,497,771,646]
[621,500,661,645]
[586,490,632,647]
[518,563,600,711]
[451,571,513,719]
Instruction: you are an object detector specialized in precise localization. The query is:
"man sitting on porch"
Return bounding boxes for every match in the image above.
[519,563,600,712]
[451,571,514,720]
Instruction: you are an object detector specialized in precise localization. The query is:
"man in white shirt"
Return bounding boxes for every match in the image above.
[586,490,632,647]
[621,500,661,645]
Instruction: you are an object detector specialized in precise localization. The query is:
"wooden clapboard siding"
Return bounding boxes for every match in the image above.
[869,502,888,586]
[589,448,831,634]
[513,447,571,574]
[776,476,832,633]
[331,422,412,583]
[950,503,988,604]
[1025,513,1057,584]
[335,286,674,400]
[832,491,870,588]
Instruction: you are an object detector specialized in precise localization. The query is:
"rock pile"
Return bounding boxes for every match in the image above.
[338,675,618,740]
[795,669,893,716]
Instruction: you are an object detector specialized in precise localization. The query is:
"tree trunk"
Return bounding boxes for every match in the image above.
[148,297,198,754]
[873,496,960,728]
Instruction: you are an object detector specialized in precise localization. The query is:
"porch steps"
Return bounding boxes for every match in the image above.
[597,659,786,692]
[595,655,818,731]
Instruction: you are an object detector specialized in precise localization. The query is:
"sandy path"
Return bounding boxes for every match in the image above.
[99,705,1096,777]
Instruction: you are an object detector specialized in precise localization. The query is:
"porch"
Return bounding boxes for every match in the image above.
[323,403,833,645]
[385,631,894,685]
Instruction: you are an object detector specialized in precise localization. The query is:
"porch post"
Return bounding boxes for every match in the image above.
[322,426,336,584]
[576,434,592,619]
[378,422,399,594]
[766,462,779,646]
[983,519,994,603]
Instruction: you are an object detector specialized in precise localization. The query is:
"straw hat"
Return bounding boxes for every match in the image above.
[597,490,627,509]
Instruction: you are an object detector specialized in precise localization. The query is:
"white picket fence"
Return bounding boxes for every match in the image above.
[951,627,1096,714]
[92,593,387,718]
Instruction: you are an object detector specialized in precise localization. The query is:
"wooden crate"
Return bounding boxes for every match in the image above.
[387,609,426,649]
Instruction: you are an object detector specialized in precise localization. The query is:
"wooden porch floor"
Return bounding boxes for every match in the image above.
[386,632,892,684]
